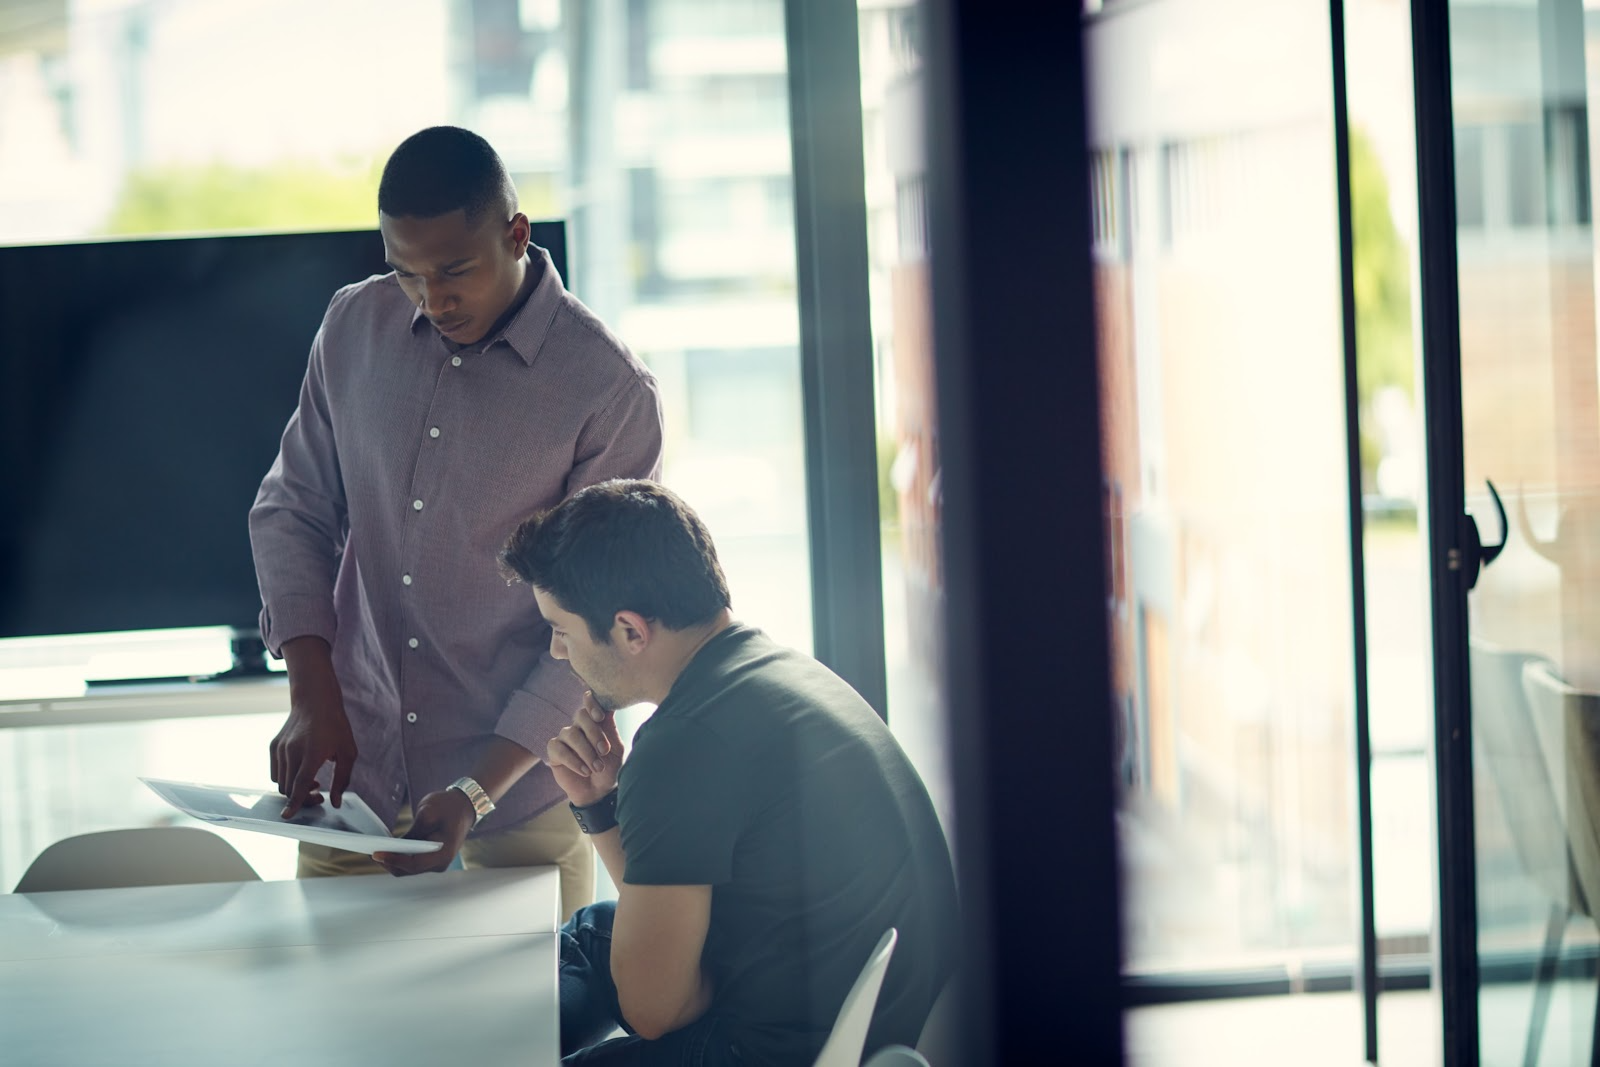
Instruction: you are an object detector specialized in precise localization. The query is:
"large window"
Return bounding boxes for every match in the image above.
[0,0,808,886]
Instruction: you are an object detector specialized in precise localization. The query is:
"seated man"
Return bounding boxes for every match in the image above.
[499,479,960,1066]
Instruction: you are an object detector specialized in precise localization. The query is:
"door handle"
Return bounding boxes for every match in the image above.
[1459,479,1507,591]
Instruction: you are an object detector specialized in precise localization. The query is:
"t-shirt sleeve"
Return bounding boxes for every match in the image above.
[618,720,739,886]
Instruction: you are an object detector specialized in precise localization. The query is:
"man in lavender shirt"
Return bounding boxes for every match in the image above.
[249,126,663,919]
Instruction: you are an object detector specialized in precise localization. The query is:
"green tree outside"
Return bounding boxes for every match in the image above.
[99,161,561,237]
[1349,125,1415,492]
[100,161,384,237]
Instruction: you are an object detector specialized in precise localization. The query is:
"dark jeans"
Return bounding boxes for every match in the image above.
[560,901,744,1066]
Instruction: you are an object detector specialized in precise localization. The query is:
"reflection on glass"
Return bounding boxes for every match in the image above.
[858,0,951,833]
[1087,0,1358,976]
[1452,1,1600,1062]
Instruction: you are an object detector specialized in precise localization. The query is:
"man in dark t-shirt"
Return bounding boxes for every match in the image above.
[499,479,959,1066]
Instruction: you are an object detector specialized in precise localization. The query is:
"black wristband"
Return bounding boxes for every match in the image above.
[570,789,619,835]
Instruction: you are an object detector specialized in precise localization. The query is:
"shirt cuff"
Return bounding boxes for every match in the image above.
[495,682,583,756]
[259,595,338,656]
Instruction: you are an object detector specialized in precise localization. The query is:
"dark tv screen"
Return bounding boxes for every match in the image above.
[0,222,568,640]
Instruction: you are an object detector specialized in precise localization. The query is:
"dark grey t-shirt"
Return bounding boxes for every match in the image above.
[617,624,959,1066]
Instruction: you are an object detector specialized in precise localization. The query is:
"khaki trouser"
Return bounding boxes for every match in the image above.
[297,801,594,922]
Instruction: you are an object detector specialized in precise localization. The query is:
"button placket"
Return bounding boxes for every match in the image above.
[400,353,455,597]
[396,349,461,756]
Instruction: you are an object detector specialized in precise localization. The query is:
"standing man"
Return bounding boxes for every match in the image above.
[501,480,959,1065]
[249,126,662,920]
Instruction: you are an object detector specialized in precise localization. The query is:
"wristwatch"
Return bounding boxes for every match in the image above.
[570,789,619,835]
[449,776,496,827]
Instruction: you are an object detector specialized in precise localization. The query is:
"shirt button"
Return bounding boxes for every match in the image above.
[402,574,412,586]
[429,427,440,438]
[406,712,418,724]
[408,637,419,649]
[451,356,462,367]
[413,499,424,511]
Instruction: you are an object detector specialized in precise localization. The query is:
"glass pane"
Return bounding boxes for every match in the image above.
[1341,1,1440,1058]
[855,0,953,835]
[1451,0,1600,1062]
[1086,0,1360,989]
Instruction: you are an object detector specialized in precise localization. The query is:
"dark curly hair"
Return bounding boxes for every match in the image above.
[501,480,732,644]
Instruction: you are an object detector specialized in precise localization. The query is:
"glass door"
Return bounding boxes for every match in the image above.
[1085,0,1380,1049]
[1422,0,1600,1062]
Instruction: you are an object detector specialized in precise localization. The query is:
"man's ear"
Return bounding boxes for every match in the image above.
[613,610,653,653]
[508,212,531,258]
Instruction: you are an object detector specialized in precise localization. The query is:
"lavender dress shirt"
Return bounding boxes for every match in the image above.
[249,247,663,833]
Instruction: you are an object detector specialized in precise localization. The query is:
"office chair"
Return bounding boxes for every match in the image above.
[1472,640,1577,1067]
[14,825,260,893]
[814,928,898,1067]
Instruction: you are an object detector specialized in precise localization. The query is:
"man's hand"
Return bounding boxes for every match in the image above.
[373,786,475,876]
[546,692,625,808]
[272,636,359,818]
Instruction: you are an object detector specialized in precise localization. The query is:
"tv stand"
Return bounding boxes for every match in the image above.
[83,629,276,688]
[193,631,274,683]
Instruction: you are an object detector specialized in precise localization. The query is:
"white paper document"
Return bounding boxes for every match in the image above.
[140,777,443,855]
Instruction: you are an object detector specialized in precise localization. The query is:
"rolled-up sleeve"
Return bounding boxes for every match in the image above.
[495,649,586,753]
[248,314,347,656]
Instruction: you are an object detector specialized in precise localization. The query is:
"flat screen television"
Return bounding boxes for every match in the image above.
[0,222,569,660]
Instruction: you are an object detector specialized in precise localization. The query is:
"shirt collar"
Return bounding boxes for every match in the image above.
[407,245,563,367]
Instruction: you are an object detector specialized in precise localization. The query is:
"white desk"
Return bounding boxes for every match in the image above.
[0,867,561,1066]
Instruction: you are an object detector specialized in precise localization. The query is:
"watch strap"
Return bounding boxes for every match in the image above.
[449,776,496,827]
[570,789,619,835]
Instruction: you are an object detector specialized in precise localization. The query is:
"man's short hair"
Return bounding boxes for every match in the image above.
[501,480,732,643]
[378,126,517,224]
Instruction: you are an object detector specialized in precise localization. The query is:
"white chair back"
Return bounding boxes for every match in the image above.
[1470,640,1576,909]
[14,826,260,893]
[814,927,898,1067]
[1523,660,1600,915]
[863,1044,930,1067]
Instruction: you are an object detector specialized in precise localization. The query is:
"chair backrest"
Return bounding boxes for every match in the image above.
[862,1045,930,1067]
[814,927,898,1067]
[1522,660,1600,918]
[14,826,261,893]
[1468,639,1577,910]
